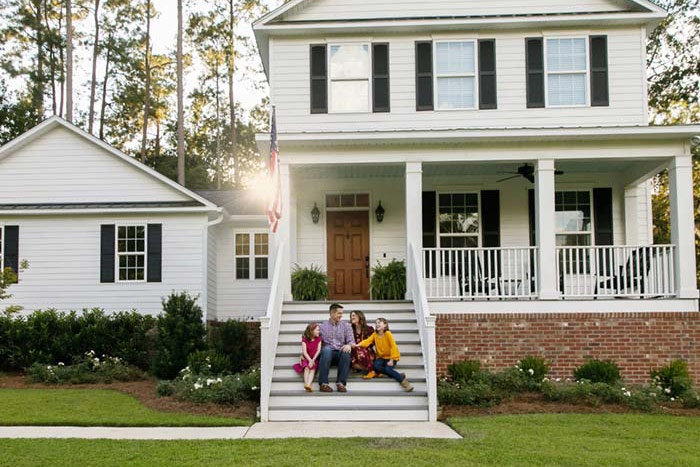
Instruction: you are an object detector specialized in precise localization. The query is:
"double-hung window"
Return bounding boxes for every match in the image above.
[545,38,588,106]
[435,41,477,110]
[438,193,480,248]
[117,225,146,282]
[235,232,269,280]
[555,191,592,247]
[329,44,370,113]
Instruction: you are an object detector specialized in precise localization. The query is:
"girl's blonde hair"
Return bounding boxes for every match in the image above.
[375,317,389,331]
[303,323,319,340]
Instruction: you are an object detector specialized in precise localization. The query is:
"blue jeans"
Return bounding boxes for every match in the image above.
[374,358,404,383]
[318,346,351,385]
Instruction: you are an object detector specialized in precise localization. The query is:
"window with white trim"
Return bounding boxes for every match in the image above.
[235,232,269,280]
[435,41,477,110]
[438,193,480,248]
[546,38,588,106]
[117,225,146,282]
[555,191,592,247]
[329,44,370,113]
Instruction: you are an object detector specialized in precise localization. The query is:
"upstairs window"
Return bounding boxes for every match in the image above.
[545,38,588,106]
[435,41,477,110]
[329,44,370,113]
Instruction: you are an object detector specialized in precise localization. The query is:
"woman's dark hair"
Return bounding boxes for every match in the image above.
[351,310,370,338]
[303,323,319,340]
[376,317,389,331]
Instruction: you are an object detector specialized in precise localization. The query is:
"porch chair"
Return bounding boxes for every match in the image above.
[456,250,501,300]
[595,248,653,297]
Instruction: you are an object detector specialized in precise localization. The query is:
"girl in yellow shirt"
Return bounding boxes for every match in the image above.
[354,318,413,392]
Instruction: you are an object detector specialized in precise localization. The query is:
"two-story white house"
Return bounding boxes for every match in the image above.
[252,0,700,421]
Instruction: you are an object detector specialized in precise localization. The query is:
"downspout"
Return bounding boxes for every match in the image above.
[203,210,225,325]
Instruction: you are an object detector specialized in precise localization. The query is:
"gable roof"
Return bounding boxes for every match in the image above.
[0,116,220,213]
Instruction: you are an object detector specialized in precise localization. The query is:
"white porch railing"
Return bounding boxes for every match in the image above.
[422,247,539,299]
[259,242,285,422]
[408,243,437,422]
[556,245,676,298]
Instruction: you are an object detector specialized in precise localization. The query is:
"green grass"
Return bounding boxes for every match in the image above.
[1,414,700,466]
[0,389,250,427]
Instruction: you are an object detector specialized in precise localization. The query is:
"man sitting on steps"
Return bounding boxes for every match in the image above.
[318,303,353,393]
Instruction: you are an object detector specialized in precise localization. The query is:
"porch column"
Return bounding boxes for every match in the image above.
[668,155,698,298]
[278,162,293,300]
[535,159,558,299]
[624,182,653,245]
[405,162,423,300]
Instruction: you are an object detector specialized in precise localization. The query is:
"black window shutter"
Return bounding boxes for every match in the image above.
[593,188,613,245]
[422,191,437,278]
[373,43,390,113]
[590,36,609,107]
[415,41,433,111]
[526,38,545,108]
[3,225,19,283]
[528,189,536,246]
[480,190,500,247]
[100,225,115,283]
[147,224,162,283]
[478,39,497,110]
[310,44,327,114]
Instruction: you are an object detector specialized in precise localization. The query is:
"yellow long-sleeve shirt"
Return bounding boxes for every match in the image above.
[359,330,400,361]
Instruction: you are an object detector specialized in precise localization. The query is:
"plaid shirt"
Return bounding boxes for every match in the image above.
[319,319,354,351]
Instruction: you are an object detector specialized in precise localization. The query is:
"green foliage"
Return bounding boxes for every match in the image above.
[573,359,621,385]
[650,360,693,399]
[153,292,206,379]
[541,380,656,411]
[0,309,156,371]
[26,351,145,385]
[447,359,482,383]
[291,265,329,301]
[207,319,252,374]
[187,350,232,376]
[164,367,260,405]
[517,356,550,382]
[437,380,502,407]
[681,389,700,409]
[369,259,406,300]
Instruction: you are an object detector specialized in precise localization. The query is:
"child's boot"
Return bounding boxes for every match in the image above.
[400,373,414,392]
[362,371,377,379]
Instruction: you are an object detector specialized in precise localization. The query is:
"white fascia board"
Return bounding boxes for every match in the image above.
[0,116,220,211]
[0,206,219,216]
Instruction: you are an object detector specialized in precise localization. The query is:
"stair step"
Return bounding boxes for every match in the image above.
[279,329,418,336]
[273,367,425,380]
[275,355,424,367]
[270,395,426,407]
[276,343,424,354]
[282,301,413,312]
[281,318,417,324]
[271,380,428,391]
[270,390,428,397]
[282,311,417,320]
[272,376,427,383]
[277,335,420,345]
[275,351,423,357]
[267,409,429,422]
[280,322,417,332]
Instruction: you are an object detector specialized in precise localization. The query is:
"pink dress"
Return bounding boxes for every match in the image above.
[292,337,322,374]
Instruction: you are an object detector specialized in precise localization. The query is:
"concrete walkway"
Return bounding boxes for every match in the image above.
[0,422,462,440]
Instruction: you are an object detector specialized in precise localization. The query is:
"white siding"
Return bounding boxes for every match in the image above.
[3,213,208,315]
[214,221,272,320]
[206,225,218,319]
[0,127,190,203]
[284,0,630,21]
[271,26,647,132]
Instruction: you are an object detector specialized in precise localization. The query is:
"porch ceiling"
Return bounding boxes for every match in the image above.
[293,164,404,179]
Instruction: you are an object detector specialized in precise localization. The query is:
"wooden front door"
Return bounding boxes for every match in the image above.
[327,211,370,300]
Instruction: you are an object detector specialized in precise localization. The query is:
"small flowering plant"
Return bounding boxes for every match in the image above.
[650,360,693,400]
[26,350,144,385]
[158,367,260,405]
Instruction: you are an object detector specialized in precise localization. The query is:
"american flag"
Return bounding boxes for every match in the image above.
[267,107,282,233]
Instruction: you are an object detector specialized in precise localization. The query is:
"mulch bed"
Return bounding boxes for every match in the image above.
[0,374,257,420]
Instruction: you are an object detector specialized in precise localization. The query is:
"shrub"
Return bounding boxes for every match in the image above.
[153,292,206,379]
[573,359,621,384]
[447,359,482,383]
[650,360,693,399]
[517,356,550,381]
[681,389,700,409]
[26,351,145,385]
[291,265,329,301]
[208,319,252,373]
[369,259,406,300]
[437,380,502,407]
[542,380,625,406]
[164,367,260,405]
[187,350,232,376]
[491,366,535,393]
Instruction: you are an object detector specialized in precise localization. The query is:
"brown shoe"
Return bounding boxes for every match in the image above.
[400,375,414,392]
[336,383,347,393]
[320,384,333,393]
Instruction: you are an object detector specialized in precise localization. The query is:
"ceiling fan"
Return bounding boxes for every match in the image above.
[496,163,564,183]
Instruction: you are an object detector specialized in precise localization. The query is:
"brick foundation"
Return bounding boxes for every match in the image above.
[436,312,700,383]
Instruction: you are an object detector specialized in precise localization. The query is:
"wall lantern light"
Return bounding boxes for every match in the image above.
[311,202,321,224]
[375,201,385,223]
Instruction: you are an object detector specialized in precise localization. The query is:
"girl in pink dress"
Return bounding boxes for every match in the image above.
[292,323,322,392]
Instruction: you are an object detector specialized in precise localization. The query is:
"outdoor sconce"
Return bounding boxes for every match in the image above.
[311,202,321,224]
[375,201,385,223]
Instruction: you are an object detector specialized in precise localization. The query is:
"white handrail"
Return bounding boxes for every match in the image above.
[408,243,437,422]
[260,241,285,422]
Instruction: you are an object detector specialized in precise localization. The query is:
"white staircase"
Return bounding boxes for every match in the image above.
[267,301,430,422]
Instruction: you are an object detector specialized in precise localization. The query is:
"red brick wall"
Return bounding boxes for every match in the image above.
[436,312,700,383]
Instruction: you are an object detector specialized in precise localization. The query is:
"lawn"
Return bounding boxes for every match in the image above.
[0,389,250,427]
[1,414,699,466]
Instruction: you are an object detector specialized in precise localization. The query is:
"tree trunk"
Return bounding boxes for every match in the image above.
[42,0,57,115]
[65,0,73,122]
[88,0,101,133]
[216,58,222,189]
[140,0,152,162]
[228,0,238,186]
[99,37,112,140]
[32,0,45,117]
[176,0,185,185]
